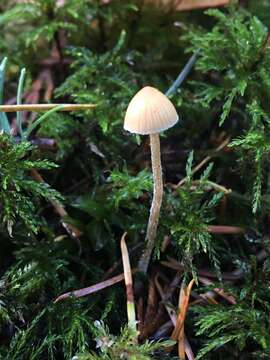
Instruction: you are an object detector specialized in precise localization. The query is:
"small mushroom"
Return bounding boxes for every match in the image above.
[124,86,179,273]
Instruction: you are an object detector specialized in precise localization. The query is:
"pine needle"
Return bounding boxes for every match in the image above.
[0,103,96,112]
[171,279,195,360]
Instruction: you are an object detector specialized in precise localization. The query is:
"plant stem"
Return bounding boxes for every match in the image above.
[138,133,163,274]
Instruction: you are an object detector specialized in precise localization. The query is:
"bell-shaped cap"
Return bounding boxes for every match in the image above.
[124,86,179,135]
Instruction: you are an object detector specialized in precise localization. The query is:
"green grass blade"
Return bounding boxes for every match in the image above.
[0,57,11,134]
[25,104,65,139]
[16,68,26,136]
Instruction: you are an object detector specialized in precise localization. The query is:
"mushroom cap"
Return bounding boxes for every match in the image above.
[124,86,179,135]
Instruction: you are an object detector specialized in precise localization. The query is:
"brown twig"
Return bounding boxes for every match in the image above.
[208,225,245,234]
[0,103,96,112]
[161,253,267,282]
[30,170,82,243]
[190,292,219,305]
[174,137,230,188]
[190,180,231,194]
[158,224,244,258]
[140,276,166,340]
[175,0,230,11]
[14,137,56,149]
[198,276,236,305]
[147,0,229,10]
[154,274,178,326]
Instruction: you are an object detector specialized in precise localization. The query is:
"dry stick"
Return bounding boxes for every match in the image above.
[120,232,137,332]
[30,170,82,243]
[154,275,178,329]
[190,287,226,306]
[161,258,237,305]
[162,253,269,281]
[14,137,56,149]
[160,259,239,281]
[152,320,174,339]
[140,276,165,340]
[208,225,244,235]
[162,258,244,307]
[190,180,231,194]
[175,137,230,188]
[0,103,96,112]
[155,275,195,360]
[198,276,236,305]
[175,0,230,11]
[171,279,195,360]
[138,134,163,274]
[144,277,158,326]
[192,292,219,305]
[54,272,126,303]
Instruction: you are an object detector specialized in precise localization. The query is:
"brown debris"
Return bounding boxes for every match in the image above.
[198,276,237,305]
[171,279,195,360]
[30,169,82,242]
[54,272,126,303]
[175,0,230,11]
[174,137,230,188]
[146,0,230,10]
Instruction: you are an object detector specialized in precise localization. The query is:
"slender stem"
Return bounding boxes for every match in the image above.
[138,133,163,274]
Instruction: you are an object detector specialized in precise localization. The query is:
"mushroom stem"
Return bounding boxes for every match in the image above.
[139,133,163,273]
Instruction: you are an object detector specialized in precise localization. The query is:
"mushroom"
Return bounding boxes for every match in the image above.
[124,86,179,273]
